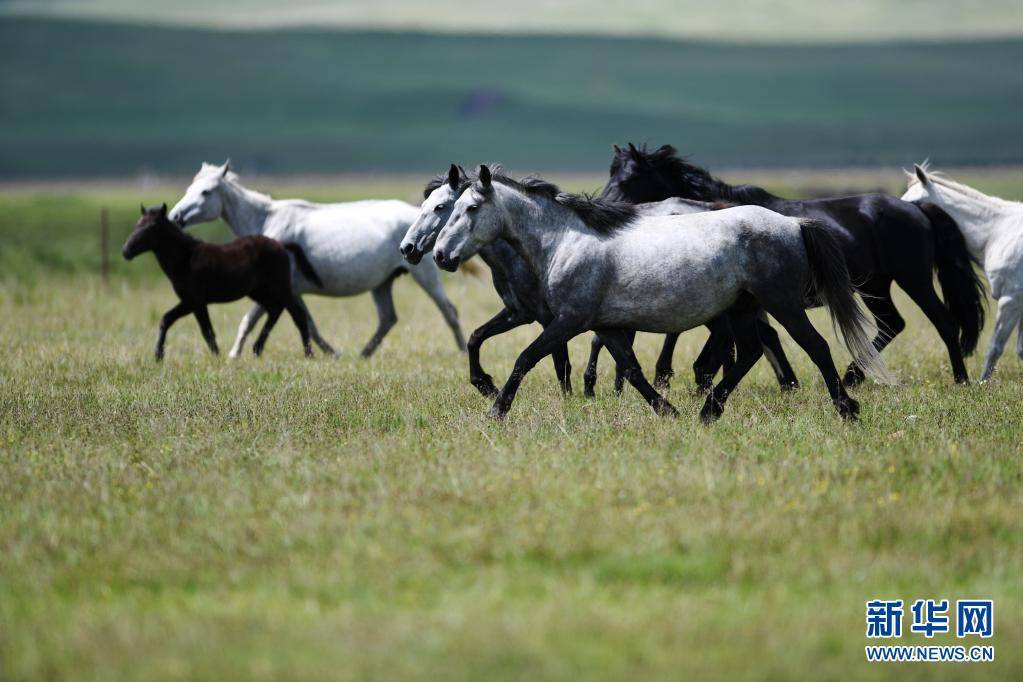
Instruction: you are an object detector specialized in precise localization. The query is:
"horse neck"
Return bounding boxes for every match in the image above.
[497,192,576,277]
[666,169,780,208]
[152,229,198,277]
[927,182,1007,258]
[219,180,272,237]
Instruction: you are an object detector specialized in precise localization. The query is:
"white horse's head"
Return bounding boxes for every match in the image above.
[169,160,235,227]
[400,164,467,264]
[434,165,507,271]
[900,162,934,203]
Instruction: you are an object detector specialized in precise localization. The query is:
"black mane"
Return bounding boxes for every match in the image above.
[480,171,637,235]
[627,144,777,205]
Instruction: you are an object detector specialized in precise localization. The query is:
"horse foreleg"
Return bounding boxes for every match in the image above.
[981,294,1023,381]
[410,263,466,351]
[361,278,398,358]
[490,316,584,419]
[467,308,530,397]
[612,330,637,395]
[193,305,219,355]
[597,329,677,417]
[154,302,191,361]
[755,313,799,391]
[229,304,266,358]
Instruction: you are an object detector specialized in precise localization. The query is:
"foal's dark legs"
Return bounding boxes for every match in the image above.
[154,302,191,361]
[612,330,638,394]
[467,307,531,397]
[193,305,219,355]
[252,306,284,357]
[285,298,315,358]
[597,330,678,416]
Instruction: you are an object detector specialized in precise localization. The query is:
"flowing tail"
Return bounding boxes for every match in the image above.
[283,243,324,289]
[798,219,895,384]
[913,200,986,356]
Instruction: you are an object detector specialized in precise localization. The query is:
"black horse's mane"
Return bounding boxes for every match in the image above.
[480,171,638,235]
[625,144,777,205]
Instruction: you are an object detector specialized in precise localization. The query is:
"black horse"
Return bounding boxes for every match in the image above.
[599,143,985,387]
[123,204,323,360]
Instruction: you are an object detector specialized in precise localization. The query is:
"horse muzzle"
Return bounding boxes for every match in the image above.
[433,249,460,272]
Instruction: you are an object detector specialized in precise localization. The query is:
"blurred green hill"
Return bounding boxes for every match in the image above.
[2,17,1022,178]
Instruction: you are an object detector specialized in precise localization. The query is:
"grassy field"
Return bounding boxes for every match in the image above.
[1,172,1023,680]
[4,18,1023,178]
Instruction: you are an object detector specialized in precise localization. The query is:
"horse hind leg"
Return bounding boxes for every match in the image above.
[252,306,284,357]
[361,276,398,358]
[769,306,858,420]
[613,330,637,395]
[295,296,338,358]
[755,312,799,391]
[842,285,905,387]
[583,334,603,397]
[551,343,572,395]
[285,298,315,358]
[981,294,1023,381]
[653,333,680,390]
[898,275,969,384]
[409,262,466,351]
[229,304,266,358]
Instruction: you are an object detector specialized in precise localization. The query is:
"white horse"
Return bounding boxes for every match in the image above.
[169,162,466,358]
[902,164,1021,380]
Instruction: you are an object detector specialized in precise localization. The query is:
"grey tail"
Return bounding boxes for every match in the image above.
[284,243,323,289]
[798,219,894,384]
[914,200,986,356]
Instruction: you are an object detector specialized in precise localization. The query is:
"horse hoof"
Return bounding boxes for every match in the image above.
[653,376,672,391]
[654,400,679,418]
[780,381,800,392]
[699,398,723,424]
[838,397,860,421]
[842,369,865,388]
[471,375,499,398]
[487,404,508,420]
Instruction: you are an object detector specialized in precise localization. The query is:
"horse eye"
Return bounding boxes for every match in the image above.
[434,204,446,212]
[201,189,211,196]
[467,204,479,211]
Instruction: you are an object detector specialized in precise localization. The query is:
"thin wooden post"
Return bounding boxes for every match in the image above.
[100,207,110,284]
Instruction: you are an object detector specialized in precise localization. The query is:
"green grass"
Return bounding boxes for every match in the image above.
[3,18,1023,178]
[2,173,1023,680]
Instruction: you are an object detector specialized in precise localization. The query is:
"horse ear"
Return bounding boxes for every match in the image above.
[627,142,637,153]
[160,203,168,215]
[478,164,492,188]
[222,159,231,177]
[914,164,929,185]
[140,203,146,215]
[612,144,621,154]
[447,164,460,189]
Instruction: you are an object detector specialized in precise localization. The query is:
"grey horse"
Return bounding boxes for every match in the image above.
[432,166,888,422]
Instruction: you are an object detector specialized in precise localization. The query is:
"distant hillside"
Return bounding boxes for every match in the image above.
[2,18,1023,178]
[4,0,1023,42]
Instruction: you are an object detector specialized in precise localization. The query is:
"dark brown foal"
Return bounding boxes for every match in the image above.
[123,204,323,360]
